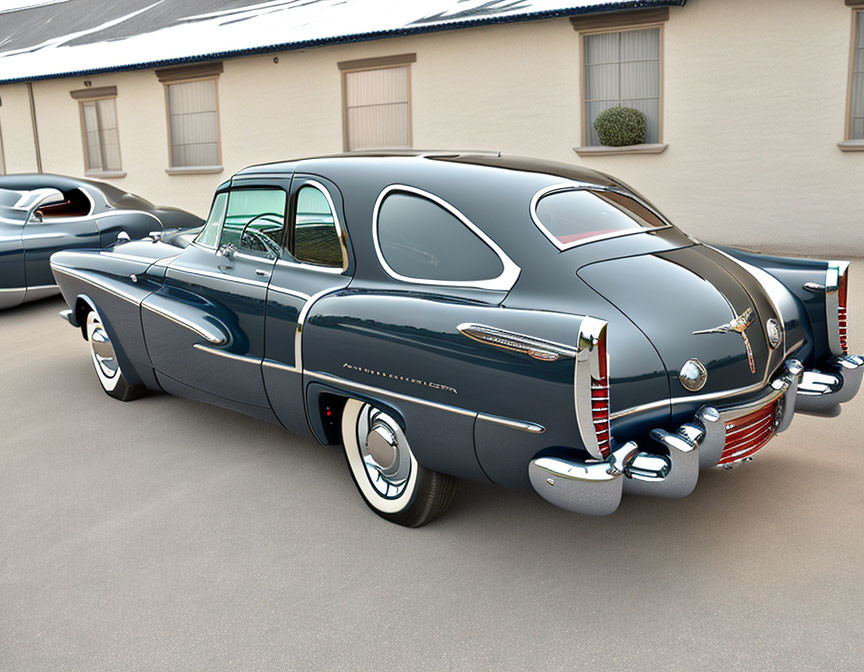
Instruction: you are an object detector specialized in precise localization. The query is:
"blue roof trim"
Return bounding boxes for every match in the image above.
[0,0,685,85]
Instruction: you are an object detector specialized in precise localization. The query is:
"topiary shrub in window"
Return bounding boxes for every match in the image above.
[593,106,647,147]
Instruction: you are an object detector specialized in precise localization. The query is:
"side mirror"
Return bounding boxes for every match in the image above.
[30,210,44,223]
[116,231,131,245]
[218,242,236,260]
[148,231,163,243]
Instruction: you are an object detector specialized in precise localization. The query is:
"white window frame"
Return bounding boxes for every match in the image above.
[77,94,123,177]
[163,75,223,173]
[844,7,864,147]
[578,22,665,151]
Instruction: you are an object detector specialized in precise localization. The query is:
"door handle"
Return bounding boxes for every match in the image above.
[255,269,271,278]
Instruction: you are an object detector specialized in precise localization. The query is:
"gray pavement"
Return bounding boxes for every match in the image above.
[1,263,863,671]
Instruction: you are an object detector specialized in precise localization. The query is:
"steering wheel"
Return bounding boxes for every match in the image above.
[239,213,283,256]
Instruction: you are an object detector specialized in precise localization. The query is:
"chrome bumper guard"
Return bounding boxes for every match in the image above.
[529,356,861,516]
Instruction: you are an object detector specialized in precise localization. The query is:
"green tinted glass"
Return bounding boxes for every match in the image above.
[195,192,228,248]
[293,186,343,268]
[220,189,286,259]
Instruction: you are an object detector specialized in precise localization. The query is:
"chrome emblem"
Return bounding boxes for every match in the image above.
[766,318,782,350]
[693,308,757,374]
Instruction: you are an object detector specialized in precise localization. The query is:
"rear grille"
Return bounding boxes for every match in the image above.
[839,305,848,353]
[718,401,779,466]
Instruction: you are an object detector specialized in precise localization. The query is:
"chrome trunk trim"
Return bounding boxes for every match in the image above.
[457,322,577,361]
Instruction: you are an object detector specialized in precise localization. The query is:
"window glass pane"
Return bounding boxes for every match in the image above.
[345,65,411,151]
[81,98,121,172]
[293,186,344,267]
[377,192,504,282]
[852,12,864,139]
[195,192,228,248]
[584,28,660,145]
[219,189,285,258]
[534,189,666,247]
[168,79,219,167]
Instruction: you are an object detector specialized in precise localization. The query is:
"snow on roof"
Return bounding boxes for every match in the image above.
[0,0,683,84]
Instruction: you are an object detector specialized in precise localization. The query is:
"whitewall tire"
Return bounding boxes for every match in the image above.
[341,399,456,527]
[85,310,143,402]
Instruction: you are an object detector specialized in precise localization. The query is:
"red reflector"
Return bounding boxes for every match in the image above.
[839,268,849,354]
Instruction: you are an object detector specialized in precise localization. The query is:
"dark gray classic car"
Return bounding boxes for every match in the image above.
[0,174,202,310]
[49,152,862,526]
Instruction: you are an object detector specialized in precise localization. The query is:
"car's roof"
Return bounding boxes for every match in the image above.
[234,151,615,187]
[0,173,154,210]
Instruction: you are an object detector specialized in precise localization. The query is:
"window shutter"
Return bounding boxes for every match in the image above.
[168,78,219,167]
[852,11,864,139]
[344,65,411,151]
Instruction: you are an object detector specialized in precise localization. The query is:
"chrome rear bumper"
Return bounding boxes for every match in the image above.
[529,355,863,515]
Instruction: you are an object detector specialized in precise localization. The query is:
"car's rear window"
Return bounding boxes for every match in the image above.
[533,188,667,249]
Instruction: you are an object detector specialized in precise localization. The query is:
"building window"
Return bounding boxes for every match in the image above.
[80,98,122,173]
[339,54,415,151]
[582,27,661,146]
[0,119,5,175]
[166,78,220,168]
[70,86,122,175]
[850,10,864,140]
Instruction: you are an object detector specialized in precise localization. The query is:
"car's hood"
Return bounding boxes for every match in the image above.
[578,244,787,399]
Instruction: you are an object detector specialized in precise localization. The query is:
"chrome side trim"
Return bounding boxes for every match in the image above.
[50,264,140,305]
[169,264,270,290]
[574,316,608,460]
[262,358,300,374]
[530,183,673,251]
[267,284,310,301]
[141,302,226,345]
[456,322,577,361]
[476,413,545,434]
[192,344,261,365]
[371,184,521,292]
[100,250,171,264]
[304,370,544,433]
[0,286,27,293]
[826,260,849,356]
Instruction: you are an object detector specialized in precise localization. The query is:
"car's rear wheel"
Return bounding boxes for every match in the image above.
[85,310,143,402]
[341,399,456,527]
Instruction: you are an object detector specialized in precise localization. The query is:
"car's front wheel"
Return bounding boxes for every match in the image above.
[341,399,456,527]
[85,310,143,402]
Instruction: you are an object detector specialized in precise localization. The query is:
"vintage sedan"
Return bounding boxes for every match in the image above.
[50,152,862,526]
[0,174,201,310]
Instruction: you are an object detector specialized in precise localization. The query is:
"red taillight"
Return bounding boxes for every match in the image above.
[839,267,849,354]
[591,334,611,458]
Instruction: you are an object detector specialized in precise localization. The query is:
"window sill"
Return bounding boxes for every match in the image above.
[85,170,126,179]
[573,143,668,157]
[165,165,224,175]
[837,140,864,152]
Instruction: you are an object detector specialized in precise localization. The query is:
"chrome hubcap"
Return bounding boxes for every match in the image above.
[89,315,118,379]
[357,407,411,498]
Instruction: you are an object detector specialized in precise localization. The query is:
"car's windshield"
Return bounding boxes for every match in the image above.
[533,188,669,249]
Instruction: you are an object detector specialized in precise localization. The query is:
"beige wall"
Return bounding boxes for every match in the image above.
[1,0,861,255]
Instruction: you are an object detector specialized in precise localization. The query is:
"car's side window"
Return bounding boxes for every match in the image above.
[291,184,344,268]
[220,188,287,259]
[195,192,228,248]
[376,191,504,283]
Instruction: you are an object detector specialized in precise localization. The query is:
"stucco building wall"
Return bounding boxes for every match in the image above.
[0,0,860,255]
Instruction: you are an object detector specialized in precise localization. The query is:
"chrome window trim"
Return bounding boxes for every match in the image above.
[304,370,544,434]
[530,183,673,251]
[194,191,229,249]
[372,184,521,292]
[292,180,349,272]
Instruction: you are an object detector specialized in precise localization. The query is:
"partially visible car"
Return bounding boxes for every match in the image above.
[0,174,202,309]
